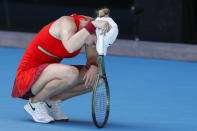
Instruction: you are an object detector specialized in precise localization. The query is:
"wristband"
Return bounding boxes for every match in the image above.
[86,62,98,69]
[89,62,98,67]
[84,22,96,34]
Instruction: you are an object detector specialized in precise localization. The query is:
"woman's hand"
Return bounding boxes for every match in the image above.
[92,20,112,35]
[83,65,97,88]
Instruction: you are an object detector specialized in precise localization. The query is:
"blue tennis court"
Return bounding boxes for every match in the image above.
[0,47,197,131]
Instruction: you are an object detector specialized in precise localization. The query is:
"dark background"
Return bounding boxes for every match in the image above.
[0,0,196,44]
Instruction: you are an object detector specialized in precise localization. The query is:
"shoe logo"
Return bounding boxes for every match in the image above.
[29,103,35,111]
[46,102,52,108]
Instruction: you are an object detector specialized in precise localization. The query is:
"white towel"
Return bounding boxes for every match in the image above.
[95,17,119,55]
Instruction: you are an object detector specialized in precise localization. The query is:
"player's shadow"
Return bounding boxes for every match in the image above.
[57,119,145,130]
[20,118,150,130]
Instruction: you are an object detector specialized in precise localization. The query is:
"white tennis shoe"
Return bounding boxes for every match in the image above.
[46,100,69,121]
[24,99,54,123]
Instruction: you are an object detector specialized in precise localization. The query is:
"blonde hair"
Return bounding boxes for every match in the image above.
[97,8,110,17]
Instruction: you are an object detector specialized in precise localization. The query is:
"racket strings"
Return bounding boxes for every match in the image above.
[95,80,107,125]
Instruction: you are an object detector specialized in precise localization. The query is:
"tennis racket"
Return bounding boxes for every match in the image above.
[92,55,110,128]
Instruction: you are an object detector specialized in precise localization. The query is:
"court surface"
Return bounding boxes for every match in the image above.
[0,47,197,131]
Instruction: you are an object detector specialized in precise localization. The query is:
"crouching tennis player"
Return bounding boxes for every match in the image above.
[11,8,111,123]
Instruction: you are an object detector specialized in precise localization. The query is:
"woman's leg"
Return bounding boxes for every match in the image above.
[50,65,102,101]
[31,63,79,103]
[50,83,91,101]
[49,65,90,101]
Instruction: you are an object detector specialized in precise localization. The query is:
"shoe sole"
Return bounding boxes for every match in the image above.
[48,111,69,122]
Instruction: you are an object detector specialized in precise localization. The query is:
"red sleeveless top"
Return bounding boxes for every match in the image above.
[12,14,87,99]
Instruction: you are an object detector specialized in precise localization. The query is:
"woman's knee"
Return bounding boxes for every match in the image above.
[61,66,79,85]
[45,64,79,81]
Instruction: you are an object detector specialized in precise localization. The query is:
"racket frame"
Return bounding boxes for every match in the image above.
[92,55,110,128]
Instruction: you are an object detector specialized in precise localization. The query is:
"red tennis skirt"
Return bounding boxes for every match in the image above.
[12,63,50,100]
[12,64,84,100]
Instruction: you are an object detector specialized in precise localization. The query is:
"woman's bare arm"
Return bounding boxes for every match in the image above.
[59,16,91,53]
[85,35,98,66]
[58,16,111,53]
